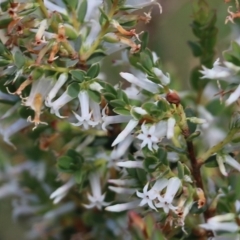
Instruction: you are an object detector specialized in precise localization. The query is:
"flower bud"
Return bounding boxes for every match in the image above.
[166,91,180,105]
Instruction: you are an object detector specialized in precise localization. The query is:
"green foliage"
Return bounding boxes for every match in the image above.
[189,0,218,91]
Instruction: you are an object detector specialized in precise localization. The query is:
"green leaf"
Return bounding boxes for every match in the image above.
[57,156,77,173]
[190,66,208,91]
[70,69,85,82]
[144,156,158,172]
[223,53,240,66]
[204,155,218,168]
[186,130,201,141]
[74,170,84,184]
[31,68,44,80]
[188,41,202,57]
[185,107,197,134]
[86,51,106,65]
[229,173,240,199]
[206,99,225,115]
[87,63,100,78]
[18,107,34,119]
[113,107,130,115]
[67,0,78,9]
[140,50,153,71]
[136,168,147,184]
[66,83,80,98]
[0,58,11,67]
[177,162,185,179]
[0,17,12,29]
[157,147,168,165]
[0,39,7,53]
[103,92,116,101]
[145,214,155,237]
[141,32,149,50]
[142,102,158,114]
[102,82,117,96]
[165,144,186,154]
[64,24,78,39]
[150,230,165,240]
[120,20,137,27]
[117,89,129,104]
[87,89,101,103]
[184,165,191,176]
[14,51,25,69]
[66,149,84,163]
[65,59,78,68]
[157,99,170,112]
[77,0,87,23]
[99,7,109,22]
[110,99,126,107]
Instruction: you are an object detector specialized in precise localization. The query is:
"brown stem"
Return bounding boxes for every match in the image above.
[183,133,214,222]
[185,139,203,190]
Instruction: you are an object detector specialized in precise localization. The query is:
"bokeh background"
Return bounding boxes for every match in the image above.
[0,0,234,239]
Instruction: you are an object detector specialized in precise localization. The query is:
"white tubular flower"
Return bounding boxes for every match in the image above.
[167,117,176,139]
[89,99,102,126]
[83,0,102,22]
[112,50,129,66]
[199,213,239,233]
[155,121,168,138]
[108,179,136,186]
[217,153,240,176]
[137,121,168,151]
[111,119,139,146]
[226,84,240,106]
[200,58,232,80]
[83,172,110,210]
[102,108,132,131]
[167,152,179,163]
[155,177,181,214]
[50,178,75,204]
[137,123,159,151]
[110,135,133,159]
[44,0,67,15]
[124,84,143,100]
[136,179,169,211]
[102,36,131,55]
[116,160,143,168]
[0,91,17,102]
[152,52,159,64]
[136,182,157,211]
[0,181,22,198]
[81,20,101,50]
[105,200,140,212]
[124,0,162,12]
[148,178,169,200]
[216,154,228,176]
[224,154,240,171]
[12,199,44,221]
[34,19,48,44]
[132,107,148,115]
[152,68,170,86]
[71,91,99,129]
[44,202,75,220]
[22,78,54,128]
[0,118,30,148]
[108,186,136,195]
[48,90,74,118]
[89,82,103,92]
[45,73,68,107]
[120,72,161,93]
